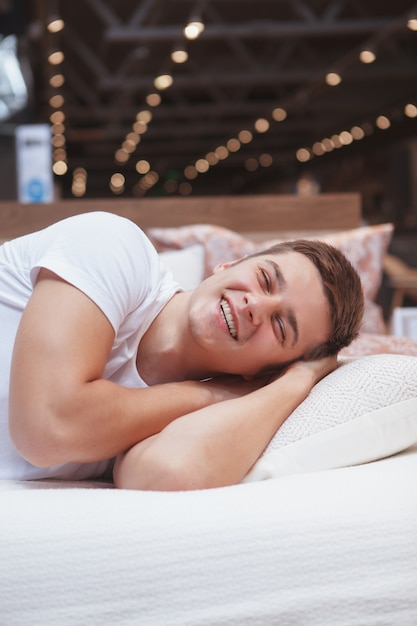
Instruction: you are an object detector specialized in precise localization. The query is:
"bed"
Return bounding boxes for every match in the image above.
[1,194,417,626]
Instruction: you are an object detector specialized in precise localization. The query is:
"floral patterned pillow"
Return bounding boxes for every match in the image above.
[317,223,394,303]
[147,224,256,277]
[147,222,394,334]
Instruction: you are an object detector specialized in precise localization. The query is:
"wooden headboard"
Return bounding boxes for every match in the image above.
[0,193,361,241]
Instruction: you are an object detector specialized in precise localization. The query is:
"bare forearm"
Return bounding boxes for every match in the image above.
[114,364,322,491]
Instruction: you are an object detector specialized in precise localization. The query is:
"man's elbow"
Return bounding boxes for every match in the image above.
[9,408,72,468]
[10,434,61,468]
[113,443,206,492]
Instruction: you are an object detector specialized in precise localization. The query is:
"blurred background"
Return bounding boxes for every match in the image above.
[0,0,417,236]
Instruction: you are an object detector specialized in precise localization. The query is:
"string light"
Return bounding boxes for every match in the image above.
[122,138,137,154]
[106,6,417,195]
[110,172,125,194]
[184,20,204,40]
[321,138,335,151]
[132,121,147,135]
[226,138,241,152]
[351,125,365,140]
[51,133,65,148]
[47,18,64,33]
[238,130,253,144]
[177,10,417,192]
[138,171,159,191]
[49,94,64,108]
[359,48,376,63]
[293,99,414,168]
[49,73,65,88]
[49,110,65,124]
[72,167,87,197]
[52,160,67,175]
[109,3,205,194]
[195,158,209,173]
[245,158,258,171]
[205,151,219,165]
[184,165,198,179]
[154,73,173,90]
[145,93,162,107]
[214,145,229,160]
[339,130,353,145]
[47,50,64,65]
[325,72,342,86]
[171,43,188,64]
[405,103,417,118]
[296,148,311,163]
[51,124,65,136]
[312,142,325,156]
[272,107,287,122]
[183,0,206,40]
[179,182,192,195]
[180,90,415,190]
[136,110,152,124]
[44,9,68,181]
[330,134,343,148]
[115,149,129,163]
[376,115,391,129]
[53,148,66,160]
[259,153,273,167]
[136,160,151,174]
[180,102,278,182]
[254,118,270,133]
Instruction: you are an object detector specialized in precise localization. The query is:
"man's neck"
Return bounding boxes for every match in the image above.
[136,292,212,384]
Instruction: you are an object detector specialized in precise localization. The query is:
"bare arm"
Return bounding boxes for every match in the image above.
[113,356,337,491]
[9,270,260,467]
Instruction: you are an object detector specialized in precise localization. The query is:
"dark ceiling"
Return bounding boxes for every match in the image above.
[5,0,417,199]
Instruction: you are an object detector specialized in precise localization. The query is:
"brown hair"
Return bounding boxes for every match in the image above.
[250,239,364,359]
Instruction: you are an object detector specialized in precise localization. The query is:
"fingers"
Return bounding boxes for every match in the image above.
[292,354,338,383]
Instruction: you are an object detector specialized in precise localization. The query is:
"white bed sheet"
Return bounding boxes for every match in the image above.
[1,446,417,626]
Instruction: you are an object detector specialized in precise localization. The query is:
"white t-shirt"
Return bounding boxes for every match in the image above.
[0,211,180,480]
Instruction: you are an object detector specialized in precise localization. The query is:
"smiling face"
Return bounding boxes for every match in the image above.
[185,250,331,378]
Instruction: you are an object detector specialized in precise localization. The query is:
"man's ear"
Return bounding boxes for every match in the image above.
[213,256,246,274]
[212,260,234,274]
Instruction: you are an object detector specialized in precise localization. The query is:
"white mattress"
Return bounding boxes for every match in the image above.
[1,446,417,626]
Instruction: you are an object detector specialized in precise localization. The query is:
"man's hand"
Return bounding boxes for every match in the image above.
[279,354,338,387]
[201,373,272,403]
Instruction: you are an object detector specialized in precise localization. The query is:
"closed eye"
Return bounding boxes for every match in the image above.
[259,268,285,342]
[260,268,271,292]
[263,258,299,348]
[273,314,286,344]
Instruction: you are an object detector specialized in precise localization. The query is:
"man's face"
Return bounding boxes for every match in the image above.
[186,250,331,378]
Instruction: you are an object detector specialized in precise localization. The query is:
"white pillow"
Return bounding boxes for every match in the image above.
[159,244,205,290]
[243,354,417,482]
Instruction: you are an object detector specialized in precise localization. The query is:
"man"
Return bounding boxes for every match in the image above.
[0,211,364,490]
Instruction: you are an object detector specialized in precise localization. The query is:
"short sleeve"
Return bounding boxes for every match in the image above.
[29,212,160,331]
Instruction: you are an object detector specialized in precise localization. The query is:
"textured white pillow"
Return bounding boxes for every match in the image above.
[243,354,417,482]
[159,244,205,290]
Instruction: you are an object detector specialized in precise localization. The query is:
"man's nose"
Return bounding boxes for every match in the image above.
[243,293,273,326]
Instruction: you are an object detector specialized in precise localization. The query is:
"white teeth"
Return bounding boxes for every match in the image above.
[221,298,237,339]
